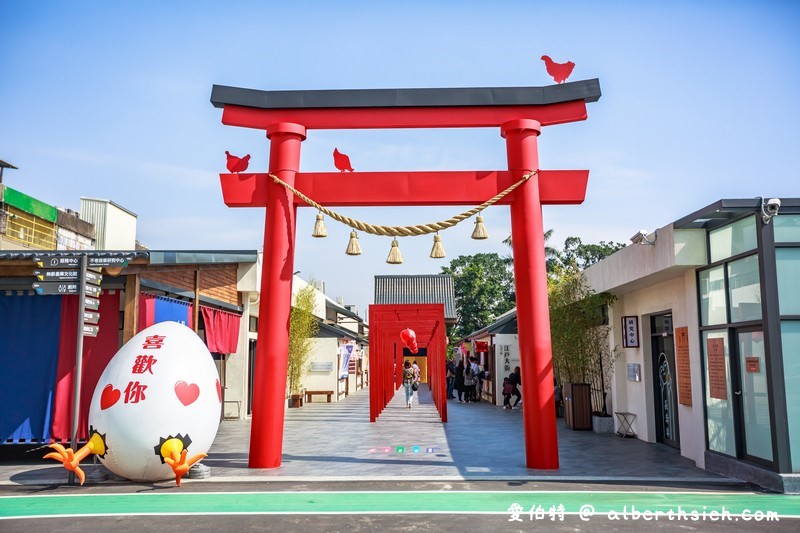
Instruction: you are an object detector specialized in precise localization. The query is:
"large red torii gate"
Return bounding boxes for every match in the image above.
[211,79,601,470]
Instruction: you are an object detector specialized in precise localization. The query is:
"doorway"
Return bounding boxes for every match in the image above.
[651,313,680,449]
[732,328,773,463]
[247,338,256,416]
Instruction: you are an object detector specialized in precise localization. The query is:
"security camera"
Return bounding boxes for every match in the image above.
[762,197,781,223]
[630,229,656,245]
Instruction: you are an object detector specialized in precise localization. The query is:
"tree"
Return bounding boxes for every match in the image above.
[504,231,623,274]
[548,263,618,415]
[440,253,515,340]
[559,237,626,270]
[287,282,319,396]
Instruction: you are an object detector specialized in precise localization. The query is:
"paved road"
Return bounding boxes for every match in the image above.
[1,481,798,532]
[3,387,799,530]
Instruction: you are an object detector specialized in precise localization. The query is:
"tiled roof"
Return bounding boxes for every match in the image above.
[374,274,456,320]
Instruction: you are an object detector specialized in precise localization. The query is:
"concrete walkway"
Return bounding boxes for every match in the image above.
[202,385,736,484]
[2,385,740,486]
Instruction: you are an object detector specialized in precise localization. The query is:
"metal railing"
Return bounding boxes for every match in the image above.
[1,205,57,249]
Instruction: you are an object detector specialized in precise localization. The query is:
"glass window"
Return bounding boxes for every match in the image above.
[709,215,757,263]
[727,255,762,322]
[699,266,727,326]
[703,330,735,456]
[783,321,800,472]
[776,248,800,316]
[775,215,800,243]
[737,330,772,461]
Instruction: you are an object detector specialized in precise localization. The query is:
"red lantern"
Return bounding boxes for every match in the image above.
[400,328,416,347]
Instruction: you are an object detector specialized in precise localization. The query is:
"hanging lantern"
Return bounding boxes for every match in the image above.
[312,213,328,238]
[471,215,489,240]
[345,230,362,256]
[430,233,446,259]
[386,238,403,264]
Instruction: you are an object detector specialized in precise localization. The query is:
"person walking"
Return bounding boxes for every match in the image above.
[470,357,482,402]
[502,377,514,409]
[463,360,475,403]
[508,366,522,409]
[446,360,456,399]
[454,360,466,403]
[402,360,416,409]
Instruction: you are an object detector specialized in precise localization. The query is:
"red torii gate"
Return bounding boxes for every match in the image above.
[211,79,601,470]
[369,304,448,423]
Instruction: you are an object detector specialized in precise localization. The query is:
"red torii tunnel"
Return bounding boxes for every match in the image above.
[211,79,602,470]
[369,304,448,423]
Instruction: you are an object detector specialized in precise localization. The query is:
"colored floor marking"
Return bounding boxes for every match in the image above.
[1,491,799,519]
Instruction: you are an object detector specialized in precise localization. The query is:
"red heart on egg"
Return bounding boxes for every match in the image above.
[100,384,121,410]
[216,379,222,403]
[174,381,200,406]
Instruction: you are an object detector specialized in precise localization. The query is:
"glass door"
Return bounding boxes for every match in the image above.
[734,329,773,462]
[652,314,680,449]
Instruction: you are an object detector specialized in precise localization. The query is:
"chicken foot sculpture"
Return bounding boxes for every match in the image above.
[44,430,107,485]
[157,436,207,486]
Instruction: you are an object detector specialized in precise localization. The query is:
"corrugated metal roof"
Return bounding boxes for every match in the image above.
[374,274,456,320]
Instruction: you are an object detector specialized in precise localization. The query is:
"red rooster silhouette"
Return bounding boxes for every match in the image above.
[225,151,251,173]
[333,148,354,172]
[541,55,575,84]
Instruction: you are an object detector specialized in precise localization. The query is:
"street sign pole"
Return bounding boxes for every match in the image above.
[68,254,88,485]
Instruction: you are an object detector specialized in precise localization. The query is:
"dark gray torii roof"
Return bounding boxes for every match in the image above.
[211,79,601,110]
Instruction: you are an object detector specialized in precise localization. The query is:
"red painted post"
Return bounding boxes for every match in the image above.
[502,119,559,469]
[249,122,306,468]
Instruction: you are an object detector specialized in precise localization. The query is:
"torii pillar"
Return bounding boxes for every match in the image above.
[211,79,601,470]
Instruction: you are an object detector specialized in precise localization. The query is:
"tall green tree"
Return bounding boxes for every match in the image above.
[502,229,561,273]
[548,263,618,415]
[287,282,319,395]
[559,237,626,270]
[440,253,515,339]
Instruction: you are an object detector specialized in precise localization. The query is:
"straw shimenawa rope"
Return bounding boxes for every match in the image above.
[268,170,538,237]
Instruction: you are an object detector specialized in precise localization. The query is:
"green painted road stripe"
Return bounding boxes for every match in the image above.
[1,491,798,519]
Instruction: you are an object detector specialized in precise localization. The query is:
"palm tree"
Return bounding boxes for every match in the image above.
[503,229,561,274]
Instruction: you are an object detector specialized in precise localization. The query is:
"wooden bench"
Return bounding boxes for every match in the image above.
[304,390,334,403]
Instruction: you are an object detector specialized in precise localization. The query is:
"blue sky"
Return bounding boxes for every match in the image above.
[2,1,799,315]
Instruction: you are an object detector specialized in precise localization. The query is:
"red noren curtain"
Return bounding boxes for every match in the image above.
[200,306,241,354]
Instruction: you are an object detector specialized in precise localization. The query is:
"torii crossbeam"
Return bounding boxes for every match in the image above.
[211,79,601,470]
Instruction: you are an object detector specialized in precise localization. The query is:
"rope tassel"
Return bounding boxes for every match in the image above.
[471,215,489,240]
[345,230,362,256]
[386,238,404,264]
[312,213,328,238]
[269,170,537,237]
[430,233,446,259]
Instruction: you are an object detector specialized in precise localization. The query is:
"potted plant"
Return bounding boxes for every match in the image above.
[287,282,319,408]
[548,264,618,431]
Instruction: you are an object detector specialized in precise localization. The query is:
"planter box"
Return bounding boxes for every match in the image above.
[288,394,304,408]
[564,382,592,430]
[592,414,614,433]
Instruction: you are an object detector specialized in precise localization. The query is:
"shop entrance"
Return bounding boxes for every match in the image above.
[651,313,680,449]
[732,327,773,463]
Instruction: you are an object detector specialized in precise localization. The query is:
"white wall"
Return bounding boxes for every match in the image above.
[608,273,706,468]
[493,333,520,407]
[303,337,342,399]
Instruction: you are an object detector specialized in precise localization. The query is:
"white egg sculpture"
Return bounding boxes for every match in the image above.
[87,321,221,482]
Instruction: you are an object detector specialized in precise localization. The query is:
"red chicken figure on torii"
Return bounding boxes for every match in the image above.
[212,75,601,472]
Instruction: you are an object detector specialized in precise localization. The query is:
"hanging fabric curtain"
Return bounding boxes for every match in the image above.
[137,292,156,333]
[0,292,61,442]
[138,292,193,332]
[50,291,121,442]
[200,306,241,354]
